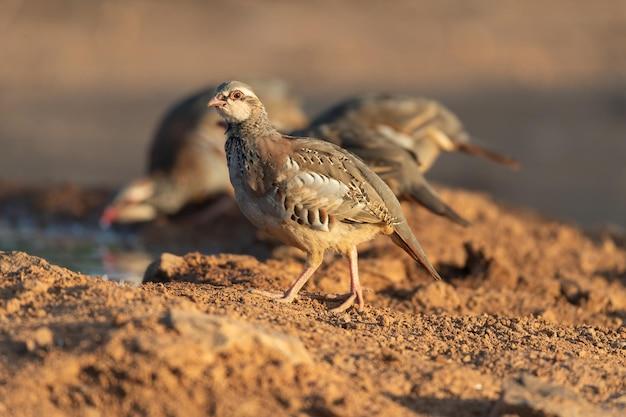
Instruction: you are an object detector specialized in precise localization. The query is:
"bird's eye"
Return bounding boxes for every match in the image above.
[231,90,243,100]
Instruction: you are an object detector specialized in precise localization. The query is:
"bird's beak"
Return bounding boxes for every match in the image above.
[208,96,226,108]
[99,206,117,229]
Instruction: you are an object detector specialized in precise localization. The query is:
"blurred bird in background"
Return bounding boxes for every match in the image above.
[299,94,519,226]
[100,80,308,227]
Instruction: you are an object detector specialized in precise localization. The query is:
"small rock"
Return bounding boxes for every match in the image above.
[21,327,54,352]
[491,374,619,417]
[539,308,558,323]
[5,298,21,314]
[163,308,312,365]
[143,253,186,283]
[20,277,52,294]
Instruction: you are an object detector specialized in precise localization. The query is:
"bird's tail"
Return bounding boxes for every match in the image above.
[455,142,520,169]
[391,223,442,281]
[406,180,470,227]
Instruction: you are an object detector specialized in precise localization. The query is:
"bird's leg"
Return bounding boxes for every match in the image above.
[251,254,322,303]
[330,246,364,313]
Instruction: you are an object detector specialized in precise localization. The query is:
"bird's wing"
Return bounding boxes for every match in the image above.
[279,135,442,281]
[304,95,449,162]
[346,145,404,178]
[306,117,424,166]
[304,136,443,281]
[276,137,398,232]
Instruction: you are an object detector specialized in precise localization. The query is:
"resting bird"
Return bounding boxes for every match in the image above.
[209,81,441,313]
[299,94,520,226]
[100,80,307,227]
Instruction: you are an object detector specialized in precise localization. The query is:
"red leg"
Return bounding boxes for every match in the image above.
[252,254,322,303]
[330,246,363,313]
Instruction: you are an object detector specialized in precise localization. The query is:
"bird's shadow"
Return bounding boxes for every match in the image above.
[386,393,496,417]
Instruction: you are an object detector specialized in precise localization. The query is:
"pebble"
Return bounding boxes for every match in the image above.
[23,327,54,352]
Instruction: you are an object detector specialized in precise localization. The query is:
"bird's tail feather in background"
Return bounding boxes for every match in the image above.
[407,181,470,227]
[391,224,442,281]
[456,141,520,169]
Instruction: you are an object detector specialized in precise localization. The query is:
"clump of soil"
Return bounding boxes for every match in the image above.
[1,187,625,417]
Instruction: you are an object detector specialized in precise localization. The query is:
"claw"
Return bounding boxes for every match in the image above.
[329,293,358,314]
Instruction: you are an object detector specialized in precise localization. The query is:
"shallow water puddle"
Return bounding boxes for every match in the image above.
[0,221,153,284]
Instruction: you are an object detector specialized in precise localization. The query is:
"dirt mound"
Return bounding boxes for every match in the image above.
[5,307,398,417]
[1,187,626,417]
[0,252,411,417]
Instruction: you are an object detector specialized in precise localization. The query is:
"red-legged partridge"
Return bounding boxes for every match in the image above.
[299,94,520,226]
[100,80,307,227]
[209,81,441,313]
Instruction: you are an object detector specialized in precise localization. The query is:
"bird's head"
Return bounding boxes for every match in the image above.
[99,178,158,228]
[207,81,265,125]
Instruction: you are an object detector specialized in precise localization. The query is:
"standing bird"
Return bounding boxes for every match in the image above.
[100,80,307,227]
[209,81,441,313]
[299,94,520,226]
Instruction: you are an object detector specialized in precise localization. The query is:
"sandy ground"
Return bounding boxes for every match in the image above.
[1,186,625,417]
[1,2,626,416]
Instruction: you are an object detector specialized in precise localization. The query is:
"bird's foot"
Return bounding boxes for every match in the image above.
[329,293,360,314]
[250,288,295,303]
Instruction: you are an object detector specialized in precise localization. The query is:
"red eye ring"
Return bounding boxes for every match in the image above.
[231,90,243,100]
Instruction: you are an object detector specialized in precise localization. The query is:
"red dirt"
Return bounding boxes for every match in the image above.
[1,187,625,417]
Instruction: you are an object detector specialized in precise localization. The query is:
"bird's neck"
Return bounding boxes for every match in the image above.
[228,108,276,139]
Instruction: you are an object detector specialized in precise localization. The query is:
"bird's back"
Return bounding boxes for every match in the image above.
[303,93,468,149]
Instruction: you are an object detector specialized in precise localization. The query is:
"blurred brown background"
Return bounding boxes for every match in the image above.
[1,0,625,227]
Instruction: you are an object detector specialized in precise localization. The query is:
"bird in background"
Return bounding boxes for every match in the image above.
[100,79,308,228]
[209,81,441,313]
[299,94,520,226]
